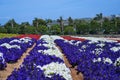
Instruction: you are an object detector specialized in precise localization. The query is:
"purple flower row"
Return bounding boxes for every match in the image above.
[0,37,36,70]
[7,39,66,80]
[55,39,120,80]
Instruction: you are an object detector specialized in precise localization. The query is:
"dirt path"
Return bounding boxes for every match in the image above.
[0,43,36,80]
[63,55,83,80]
[57,45,84,80]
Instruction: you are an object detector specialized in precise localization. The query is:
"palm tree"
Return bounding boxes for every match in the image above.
[33,18,39,28]
[21,22,30,28]
[68,17,73,26]
[96,13,103,27]
[9,19,16,28]
[46,19,52,24]
[57,16,64,34]
[94,13,103,33]
[4,19,17,28]
[33,18,46,27]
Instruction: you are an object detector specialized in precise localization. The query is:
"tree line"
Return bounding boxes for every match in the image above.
[0,13,120,35]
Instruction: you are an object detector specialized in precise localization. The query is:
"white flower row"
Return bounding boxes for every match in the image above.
[0,37,32,49]
[37,62,72,80]
[10,37,32,43]
[10,39,21,43]
[40,48,63,59]
[0,43,21,49]
[77,37,117,43]
[37,35,72,80]
[39,35,64,59]
[67,40,82,46]
[63,39,82,47]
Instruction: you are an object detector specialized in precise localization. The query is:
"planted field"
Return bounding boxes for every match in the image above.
[0,35,120,80]
[0,33,19,38]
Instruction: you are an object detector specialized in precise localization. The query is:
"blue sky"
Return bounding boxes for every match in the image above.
[0,0,120,25]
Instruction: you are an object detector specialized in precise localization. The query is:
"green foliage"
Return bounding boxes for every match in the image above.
[0,14,120,35]
[24,26,36,34]
[0,27,7,33]
[68,17,73,26]
[89,20,99,34]
[5,26,20,34]
[4,19,18,28]
[64,26,75,35]
[46,19,52,24]
[12,27,20,34]
[50,25,61,35]
[76,20,89,34]
[37,25,48,34]
[33,18,46,27]
[94,13,103,20]
[57,16,63,32]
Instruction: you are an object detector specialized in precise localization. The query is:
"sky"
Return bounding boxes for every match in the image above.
[0,0,120,25]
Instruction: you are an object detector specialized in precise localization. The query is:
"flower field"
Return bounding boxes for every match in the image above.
[0,35,120,80]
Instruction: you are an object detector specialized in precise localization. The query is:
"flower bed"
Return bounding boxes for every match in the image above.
[61,36,86,41]
[0,37,36,70]
[55,36,120,80]
[15,34,41,40]
[1,35,120,80]
[7,35,72,80]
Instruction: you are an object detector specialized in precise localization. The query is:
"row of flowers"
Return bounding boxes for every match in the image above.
[61,36,86,41]
[15,34,41,40]
[55,36,120,80]
[7,35,72,80]
[0,37,36,70]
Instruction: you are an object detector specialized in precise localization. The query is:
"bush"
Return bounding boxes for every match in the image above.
[64,26,75,35]
[0,27,7,33]
[37,25,48,34]
[50,25,61,35]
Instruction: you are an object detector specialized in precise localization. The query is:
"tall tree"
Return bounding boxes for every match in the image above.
[57,16,64,34]
[50,25,61,35]
[64,26,75,35]
[94,13,103,31]
[110,16,120,34]
[4,19,18,28]
[46,19,52,24]
[21,22,30,28]
[33,18,46,28]
[33,18,39,28]
[19,22,30,34]
[37,25,48,34]
[103,17,111,34]
[89,20,99,34]
[68,17,73,26]
[4,19,19,33]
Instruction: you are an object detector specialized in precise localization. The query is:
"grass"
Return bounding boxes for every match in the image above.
[0,33,19,38]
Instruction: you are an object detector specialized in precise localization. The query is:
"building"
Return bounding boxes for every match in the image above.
[47,20,69,27]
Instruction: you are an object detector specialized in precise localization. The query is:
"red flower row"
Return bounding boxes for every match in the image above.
[15,34,41,40]
[61,36,86,42]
